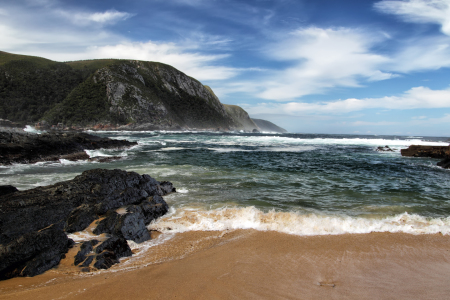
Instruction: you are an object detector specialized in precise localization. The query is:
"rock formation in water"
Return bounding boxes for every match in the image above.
[401,145,450,169]
[0,168,174,280]
[0,51,285,133]
[0,131,136,165]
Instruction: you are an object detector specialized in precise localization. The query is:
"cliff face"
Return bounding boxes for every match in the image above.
[0,51,286,132]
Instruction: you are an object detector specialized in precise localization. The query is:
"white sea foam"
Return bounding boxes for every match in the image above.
[23,125,44,134]
[67,230,101,242]
[149,206,450,236]
[84,149,114,157]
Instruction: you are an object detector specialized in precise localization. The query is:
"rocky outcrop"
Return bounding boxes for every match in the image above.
[251,118,287,133]
[401,145,450,169]
[0,131,136,165]
[0,168,174,280]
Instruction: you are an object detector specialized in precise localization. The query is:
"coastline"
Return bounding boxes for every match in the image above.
[1,230,450,299]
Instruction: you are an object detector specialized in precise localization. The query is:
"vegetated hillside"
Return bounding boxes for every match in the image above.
[251,118,287,133]
[45,60,241,130]
[0,51,284,132]
[0,51,89,123]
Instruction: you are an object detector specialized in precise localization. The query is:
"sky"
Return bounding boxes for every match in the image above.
[1,0,450,136]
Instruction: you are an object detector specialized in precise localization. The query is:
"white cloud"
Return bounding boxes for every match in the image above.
[59,9,134,26]
[86,41,240,80]
[375,0,450,35]
[245,86,450,115]
[253,27,394,100]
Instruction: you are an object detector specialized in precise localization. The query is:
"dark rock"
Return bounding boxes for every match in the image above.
[401,145,450,169]
[0,185,18,196]
[401,145,449,159]
[80,255,95,267]
[74,240,98,266]
[94,251,119,270]
[376,145,395,152]
[118,212,151,243]
[94,209,151,243]
[0,168,172,279]
[159,181,176,195]
[138,195,169,225]
[0,225,70,280]
[0,131,137,165]
[437,158,450,169]
[88,156,123,163]
[93,236,132,269]
[65,205,98,233]
[95,236,132,257]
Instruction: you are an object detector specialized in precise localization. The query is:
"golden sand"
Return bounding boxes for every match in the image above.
[1,230,450,299]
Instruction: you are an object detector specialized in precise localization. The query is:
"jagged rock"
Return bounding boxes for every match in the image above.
[93,210,151,243]
[139,195,170,224]
[0,185,18,196]
[93,237,132,269]
[74,240,99,266]
[159,181,176,195]
[0,168,173,279]
[376,145,395,152]
[0,131,136,165]
[0,225,71,280]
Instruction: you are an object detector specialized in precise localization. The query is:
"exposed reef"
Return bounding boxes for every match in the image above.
[0,131,136,165]
[0,168,175,280]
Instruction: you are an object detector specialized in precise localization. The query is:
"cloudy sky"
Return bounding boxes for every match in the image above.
[1,0,450,135]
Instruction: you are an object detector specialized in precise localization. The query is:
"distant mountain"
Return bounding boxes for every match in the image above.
[251,118,287,133]
[0,51,286,132]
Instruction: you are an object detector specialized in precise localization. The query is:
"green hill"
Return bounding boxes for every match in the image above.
[0,51,286,132]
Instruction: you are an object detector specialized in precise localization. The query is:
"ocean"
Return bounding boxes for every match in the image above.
[2,130,450,240]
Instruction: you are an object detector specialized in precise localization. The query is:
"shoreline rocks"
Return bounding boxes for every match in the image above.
[0,168,175,280]
[401,145,450,169]
[0,131,137,165]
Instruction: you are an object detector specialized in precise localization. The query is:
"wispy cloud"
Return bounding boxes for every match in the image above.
[245,86,450,115]
[86,41,240,81]
[375,0,450,35]
[60,9,134,26]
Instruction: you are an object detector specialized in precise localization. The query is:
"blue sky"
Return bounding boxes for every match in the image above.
[1,0,450,135]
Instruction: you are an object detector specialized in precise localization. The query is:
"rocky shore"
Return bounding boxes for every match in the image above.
[0,131,137,165]
[401,145,450,168]
[0,168,175,280]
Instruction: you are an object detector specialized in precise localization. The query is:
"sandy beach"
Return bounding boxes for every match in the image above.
[1,230,450,300]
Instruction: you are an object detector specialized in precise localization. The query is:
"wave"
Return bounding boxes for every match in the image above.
[149,206,450,236]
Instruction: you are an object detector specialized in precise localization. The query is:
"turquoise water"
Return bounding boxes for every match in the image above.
[2,131,450,235]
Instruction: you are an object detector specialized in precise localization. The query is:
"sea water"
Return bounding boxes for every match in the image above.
[2,131,450,237]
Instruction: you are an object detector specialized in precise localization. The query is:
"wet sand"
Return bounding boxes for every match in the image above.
[1,230,450,299]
